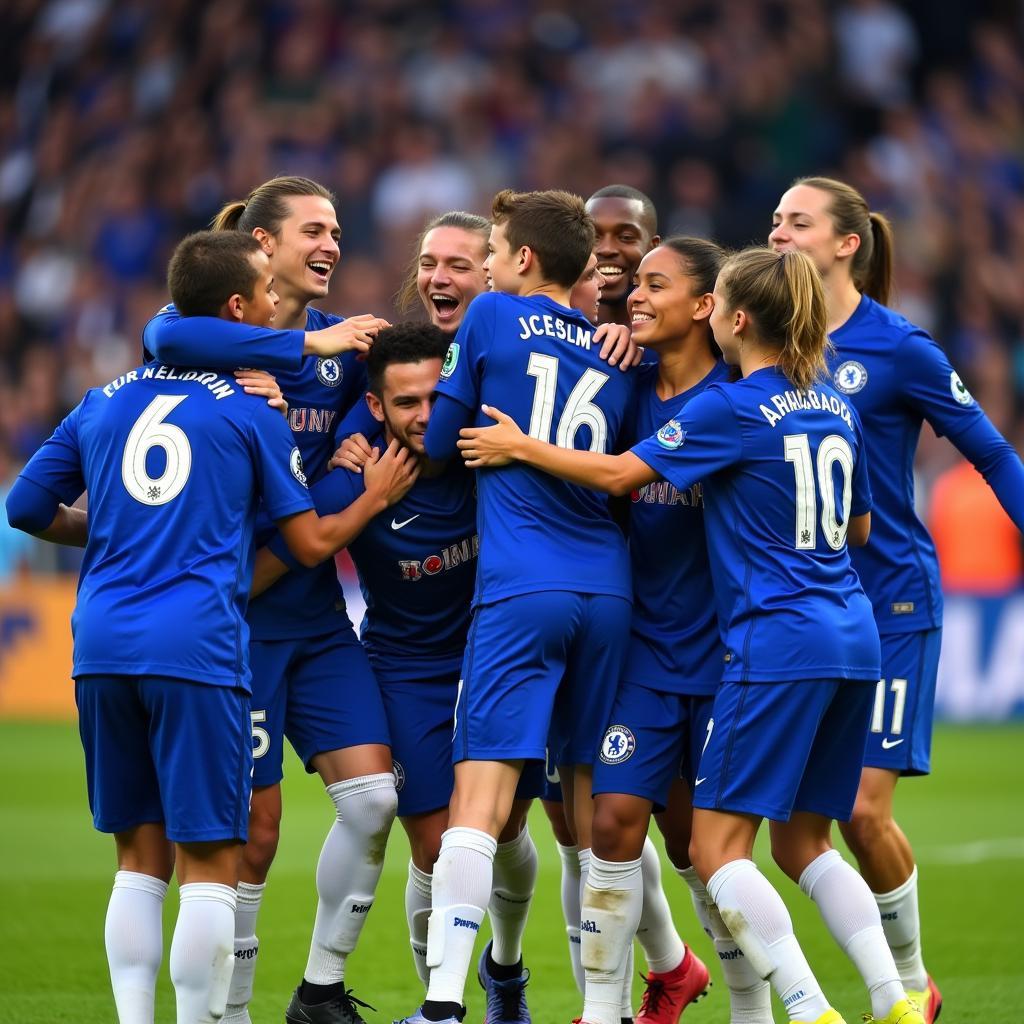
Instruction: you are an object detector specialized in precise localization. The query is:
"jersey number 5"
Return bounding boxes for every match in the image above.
[122,395,192,506]
[526,353,610,451]
[784,433,854,550]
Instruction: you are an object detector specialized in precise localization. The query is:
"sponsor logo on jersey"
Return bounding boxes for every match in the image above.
[315,357,343,387]
[392,760,406,791]
[834,360,868,394]
[290,447,307,486]
[288,407,337,434]
[599,724,636,764]
[630,480,703,508]
[950,370,974,406]
[397,534,479,581]
[441,342,460,379]
[656,419,685,449]
[880,737,905,750]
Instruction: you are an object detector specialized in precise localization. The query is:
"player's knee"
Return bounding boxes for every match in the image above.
[243,804,281,875]
[769,834,815,883]
[591,799,646,860]
[661,828,692,871]
[840,795,892,855]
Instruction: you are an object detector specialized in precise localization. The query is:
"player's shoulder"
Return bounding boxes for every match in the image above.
[850,295,926,346]
[304,306,342,330]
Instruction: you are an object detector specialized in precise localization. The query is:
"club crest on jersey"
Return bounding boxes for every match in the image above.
[656,419,685,449]
[441,342,460,380]
[315,357,343,387]
[950,370,974,406]
[290,446,307,486]
[834,360,868,394]
[392,760,406,792]
[599,725,636,765]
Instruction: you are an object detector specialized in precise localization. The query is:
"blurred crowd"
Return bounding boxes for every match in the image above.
[2,0,1024,584]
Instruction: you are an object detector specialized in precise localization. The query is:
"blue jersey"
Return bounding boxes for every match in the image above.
[270,430,478,664]
[830,295,1024,634]
[625,362,728,696]
[426,291,633,606]
[145,304,368,639]
[634,366,880,683]
[17,364,312,690]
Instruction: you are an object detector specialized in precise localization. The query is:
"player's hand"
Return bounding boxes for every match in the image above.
[595,322,643,370]
[457,404,523,468]
[328,433,374,473]
[234,368,288,417]
[363,439,420,506]
[307,315,391,358]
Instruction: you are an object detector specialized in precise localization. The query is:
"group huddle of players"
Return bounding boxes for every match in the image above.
[9,173,1024,1024]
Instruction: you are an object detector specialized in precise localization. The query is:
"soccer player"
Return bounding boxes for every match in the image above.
[4,231,412,1024]
[586,185,661,327]
[769,176,1024,1024]
[458,246,927,1024]
[391,189,635,1024]
[145,178,400,1024]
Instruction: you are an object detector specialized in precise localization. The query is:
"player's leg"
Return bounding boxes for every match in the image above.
[690,679,849,1024]
[838,630,941,1020]
[773,679,919,1024]
[402,808,450,987]
[225,637,291,1024]
[139,675,251,1024]
[285,629,396,1022]
[408,592,575,1024]
[76,675,172,1024]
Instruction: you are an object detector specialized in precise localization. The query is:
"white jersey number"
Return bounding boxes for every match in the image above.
[121,395,192,506]
[526,352,609,452]
[783,433,854,550]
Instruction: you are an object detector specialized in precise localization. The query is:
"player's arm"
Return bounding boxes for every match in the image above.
[595,322,644,371]
[898,330,1024,532]
[261,440,418,579]
[848,513,871,546]
[847,405,873,547]
[6,404,88,546]
[458,404,658,496]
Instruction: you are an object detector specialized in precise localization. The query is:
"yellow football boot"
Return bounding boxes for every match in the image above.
[904,976,943,1023]
[861,997,926,1024]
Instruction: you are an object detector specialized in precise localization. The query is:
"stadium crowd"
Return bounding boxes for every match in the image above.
[2,0,1024,517]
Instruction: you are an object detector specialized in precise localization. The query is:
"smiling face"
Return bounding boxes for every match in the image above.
[586,195,656,303]
[569,253,606,324]
[627,246,705,346]
[769,184,858,279]
[367,357,443,455]
[416,226,489,334]
[261,194,341,303]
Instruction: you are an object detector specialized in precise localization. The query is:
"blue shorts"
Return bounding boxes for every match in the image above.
[541,746,563,803]
[693,678,875,823]
[593,680,715,811]
[250,627,390,787]
[864,629,941,776]
[76,675,252,843]
[373,653,546,816]
[454,592,630,766]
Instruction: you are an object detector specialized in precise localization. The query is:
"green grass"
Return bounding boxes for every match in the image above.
[1,721,1022,1023]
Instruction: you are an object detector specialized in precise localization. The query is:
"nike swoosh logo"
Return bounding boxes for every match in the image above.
[391,514,420,530]
[694,776,707,786]
[881,738,904,749]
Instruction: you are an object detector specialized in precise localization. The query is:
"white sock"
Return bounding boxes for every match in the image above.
[620,942,635,1020]
[303,773,398,985]
[873,865,928,991]
[581,854,643,1024]
[170,883,237,1024]
[223,880,265,1024]
[636,837,685,974]
[406,861,432,988]
[557,842,585,995]
[801,850,905,1018]
[105,870,168,1024]
[425,826,497,1006]
[678,866,771,1024]
[707,859,830,1023]
[489,824,538,967]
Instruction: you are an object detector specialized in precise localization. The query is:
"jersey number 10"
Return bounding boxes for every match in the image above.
[784,433,854,550]
[526,353,610,451]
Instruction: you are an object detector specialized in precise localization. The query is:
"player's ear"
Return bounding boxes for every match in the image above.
[648,234,661,250]
[733,308,747,336]
[223,293,245,321]
[517,245,532,276]
[366,391,385,423]
[836,231,860,260]
[252,227,274,256]
[693,292,714,321]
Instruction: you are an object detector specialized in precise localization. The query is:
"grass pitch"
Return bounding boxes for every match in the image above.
[1,721,1022,1023]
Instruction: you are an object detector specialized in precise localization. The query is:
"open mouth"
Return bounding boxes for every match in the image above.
[597,264,625,279]
[430,293,460,321]
[308,260,333,283]
[631,311,654,324]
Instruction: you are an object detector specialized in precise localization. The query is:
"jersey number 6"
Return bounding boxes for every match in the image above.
[121,395,193,506]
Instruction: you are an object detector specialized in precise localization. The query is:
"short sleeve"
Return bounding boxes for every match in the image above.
[308,464,364,516]
[19,402,87,504]
[248,404,316,521]
[631,388,743,492]
[894,329,985,440]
